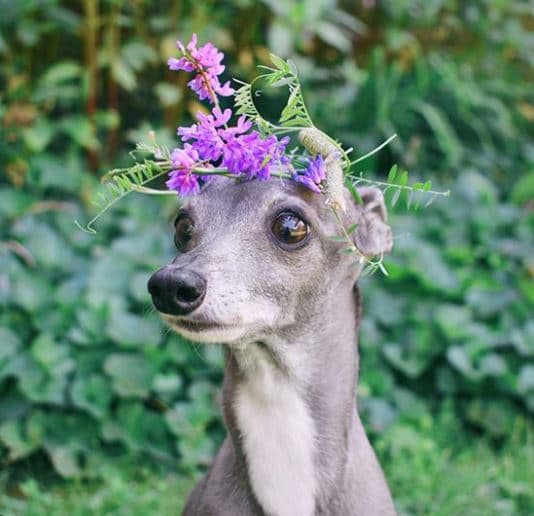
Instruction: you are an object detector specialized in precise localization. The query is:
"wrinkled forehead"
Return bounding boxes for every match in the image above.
[182,177,335,227]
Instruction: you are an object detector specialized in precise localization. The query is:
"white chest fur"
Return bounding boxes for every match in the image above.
[234,346,317,516]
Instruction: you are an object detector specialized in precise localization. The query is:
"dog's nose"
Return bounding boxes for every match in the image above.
[147,267,207,316]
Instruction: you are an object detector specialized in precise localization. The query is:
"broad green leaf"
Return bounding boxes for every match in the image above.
[60,115,99,150]
[0,327,21,364]
[71,373,112,419]
[0,418,42,461]
[46,445,83,478]
[106,308,162,348]
[104,353,154,398]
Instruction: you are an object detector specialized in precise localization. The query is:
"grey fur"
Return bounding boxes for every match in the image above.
[152,178,396,515]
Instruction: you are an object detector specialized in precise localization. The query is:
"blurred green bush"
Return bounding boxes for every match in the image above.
[0,0,532,479]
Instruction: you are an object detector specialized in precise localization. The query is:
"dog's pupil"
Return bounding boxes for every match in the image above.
[273,213,308,244]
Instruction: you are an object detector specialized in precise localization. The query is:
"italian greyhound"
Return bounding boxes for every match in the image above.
[148,176,396,515]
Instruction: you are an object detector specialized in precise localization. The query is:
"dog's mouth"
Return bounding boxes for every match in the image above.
[169,317,222,333]
[161,314,243,342]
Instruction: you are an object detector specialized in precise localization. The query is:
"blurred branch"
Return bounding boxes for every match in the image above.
[25,201,78,216]
[107,1,121,162]
[1,240,35,267]
[84,0,100,172]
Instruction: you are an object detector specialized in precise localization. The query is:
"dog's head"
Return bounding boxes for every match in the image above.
[148,177,392,345]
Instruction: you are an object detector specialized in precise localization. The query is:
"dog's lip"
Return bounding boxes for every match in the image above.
[163,315,226,332]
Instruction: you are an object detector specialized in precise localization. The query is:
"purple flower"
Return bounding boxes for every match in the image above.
[178,107,231,162]
[219,115,252,138]
[177,106,289,183]
[167,33,234,103]
[293,154,326,193]
[222,132,290,180]
[166,145,202,196]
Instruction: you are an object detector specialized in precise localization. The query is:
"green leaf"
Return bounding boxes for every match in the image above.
[0,418,43,461]
[104,353,155,398]
[178,430,216,469]
[153,373,182,398]
[71,373,113,419]
[466,399,516,437]
[12,274,52,312]
[316,21,351,52]
[47,445,84,478]
[113,58,137,91]
[155,83,182,107]
[60,115,99,150]
[106,308,162,348]
[40,61,82,85]
[271,77,294,88]
[407,190,414,209]
[387,164,398,183]
[346,179,363,204]
[391,188,401,207]
[346,223,359,235]
[279,87,300,122]
[31,333,74,376]
[269,53,289,72]
[0,327,21,365]
[399,169,409,187]
[23,118,54,152]
[517,365,534,394]
[412,101,462,167]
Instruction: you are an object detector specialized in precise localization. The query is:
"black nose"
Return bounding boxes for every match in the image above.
[147,267,207,316]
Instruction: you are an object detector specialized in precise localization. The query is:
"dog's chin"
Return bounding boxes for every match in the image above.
[161,314,249,344]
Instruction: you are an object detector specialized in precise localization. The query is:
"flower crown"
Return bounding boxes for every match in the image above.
[165,33,342,200]
[77,35,449,274]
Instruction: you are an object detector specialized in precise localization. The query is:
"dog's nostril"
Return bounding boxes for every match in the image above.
[176,284,202,304]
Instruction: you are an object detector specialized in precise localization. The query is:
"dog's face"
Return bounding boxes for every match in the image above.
[148,177,392,345]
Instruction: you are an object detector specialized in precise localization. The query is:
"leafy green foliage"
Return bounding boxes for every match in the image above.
[0,191,226,479]
[358,171,533,437]
[0,3,532,510]
[349,164,449,212]
[1,413,531,515]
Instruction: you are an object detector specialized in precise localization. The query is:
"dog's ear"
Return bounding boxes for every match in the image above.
[350,187,393,258]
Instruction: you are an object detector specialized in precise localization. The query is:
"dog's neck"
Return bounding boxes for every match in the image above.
[221,282,360,516]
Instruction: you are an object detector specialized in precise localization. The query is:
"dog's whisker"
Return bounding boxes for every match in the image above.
[143,302,156,318]
[188,340,209,364]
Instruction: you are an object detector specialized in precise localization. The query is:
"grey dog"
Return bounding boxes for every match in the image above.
[148,176,396,515]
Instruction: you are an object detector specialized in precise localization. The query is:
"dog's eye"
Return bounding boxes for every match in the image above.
[272,212,309,246]
[174,214,195,251]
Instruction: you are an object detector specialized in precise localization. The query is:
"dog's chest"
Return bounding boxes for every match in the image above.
[234,350,317,516]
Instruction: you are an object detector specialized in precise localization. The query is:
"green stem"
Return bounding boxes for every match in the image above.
[183,49,221,110]
[351,176,450,197]
[191,167,293,180]
[331,206,361,257]
[350,134,398,166]
[331,205,388,276]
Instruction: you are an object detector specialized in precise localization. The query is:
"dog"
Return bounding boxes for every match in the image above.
[148,176,395,515]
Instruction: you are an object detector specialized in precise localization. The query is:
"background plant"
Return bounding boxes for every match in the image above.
[0,0,532,513]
